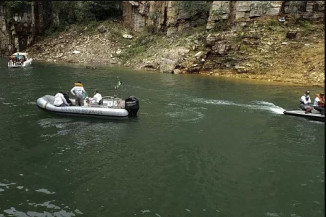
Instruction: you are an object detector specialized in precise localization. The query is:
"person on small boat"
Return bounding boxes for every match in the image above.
[20,55,26,63]
[63,90,72,106]
[313,93,325,115]
[86,89,103,105]
[9,55,17,63]
[321,93,325,105]
[54,91,69,107]
[300,90,313,113]
[70,81,87,106]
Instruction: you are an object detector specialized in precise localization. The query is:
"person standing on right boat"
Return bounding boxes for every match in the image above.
[313,93,325,115]
[70,81,87,106]
[300,90,313,113]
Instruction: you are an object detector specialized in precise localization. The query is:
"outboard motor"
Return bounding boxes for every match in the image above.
[125,96,139,117]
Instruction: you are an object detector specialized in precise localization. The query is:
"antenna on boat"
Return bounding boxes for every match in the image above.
[114,76,122,97]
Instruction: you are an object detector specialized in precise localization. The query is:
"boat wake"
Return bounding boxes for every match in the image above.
[192,98,285,114]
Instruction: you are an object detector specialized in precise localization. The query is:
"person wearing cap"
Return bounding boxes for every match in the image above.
[313,93,325,115]
[300,90,313,113]
[70,81,87,106]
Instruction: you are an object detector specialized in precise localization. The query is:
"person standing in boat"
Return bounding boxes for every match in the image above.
[300,90,313,113]
[54,91,69,107]
[70,81,87,106]
[313,93,325,115]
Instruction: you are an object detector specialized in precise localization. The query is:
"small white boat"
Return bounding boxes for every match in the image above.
[8,52,33,68]
[283,110,325,122]
[37,95,139,118]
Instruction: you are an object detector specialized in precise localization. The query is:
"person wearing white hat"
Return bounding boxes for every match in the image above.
[300,90,313,113]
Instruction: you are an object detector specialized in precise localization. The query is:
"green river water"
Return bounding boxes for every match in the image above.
[0,58,324,217]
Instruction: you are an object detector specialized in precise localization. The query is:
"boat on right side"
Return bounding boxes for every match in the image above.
[283,110,325,122]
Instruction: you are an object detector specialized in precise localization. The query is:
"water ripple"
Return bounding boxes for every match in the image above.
[2,207,81,217]
[165,106,205,123]
[192,97,285,114]
[35,188,55,194]
[0,180,82,217]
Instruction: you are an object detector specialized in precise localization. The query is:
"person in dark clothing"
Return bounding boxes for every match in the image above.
[63,90,72,106]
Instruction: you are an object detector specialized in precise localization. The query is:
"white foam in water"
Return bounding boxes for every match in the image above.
[265,212,280,217]
[3,207,77,217]
[254,101,286,114]
[29,201,61,209]
[193,98,285,115]
[35,188,55,194]
[141,210,151,214]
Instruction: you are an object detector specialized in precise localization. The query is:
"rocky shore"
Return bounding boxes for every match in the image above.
[26,18,324,87]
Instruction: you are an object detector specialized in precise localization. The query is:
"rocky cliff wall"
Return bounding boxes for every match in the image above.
[207,1,324,30]
[1,1,324,57]
[0,4,9,56]
[123,1,210,36]
[0,2,43,56]
[123,1,325,34]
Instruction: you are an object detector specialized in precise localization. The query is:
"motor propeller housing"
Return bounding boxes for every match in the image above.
[125,96,139,117]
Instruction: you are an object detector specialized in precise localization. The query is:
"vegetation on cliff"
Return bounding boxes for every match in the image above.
[26,16,324,87]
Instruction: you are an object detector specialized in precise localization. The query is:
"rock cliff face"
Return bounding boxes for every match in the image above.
[123,1,210,36]
[0,1,324,86]
[120,0,324,78]
[0,2,43,56]
[123,1,324,34]
[1,1,324,56]
[0,5,9,56]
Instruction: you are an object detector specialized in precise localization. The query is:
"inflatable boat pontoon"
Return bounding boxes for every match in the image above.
[283,110,325,122]
[37,95,139,119]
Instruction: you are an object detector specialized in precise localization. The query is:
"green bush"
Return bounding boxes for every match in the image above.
[117,32,156,61]
[212,20,230,32]
[268,19,279,27]
[41,1,122,35]
[175,1,210,17]
[299,20,313,36]
[3,1,31,15]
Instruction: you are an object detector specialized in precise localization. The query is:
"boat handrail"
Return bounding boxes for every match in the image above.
[102,96,121,100]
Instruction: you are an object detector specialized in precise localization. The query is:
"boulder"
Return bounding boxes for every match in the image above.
[212,41,231,55]
[159,47,190,73]
[286,31,297,39]
[160,58,176,73]
[173,69,181,74]
[123,34,133,39]
[195,51,203,59]
[142,61,157,69]
[116,49,122,55]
